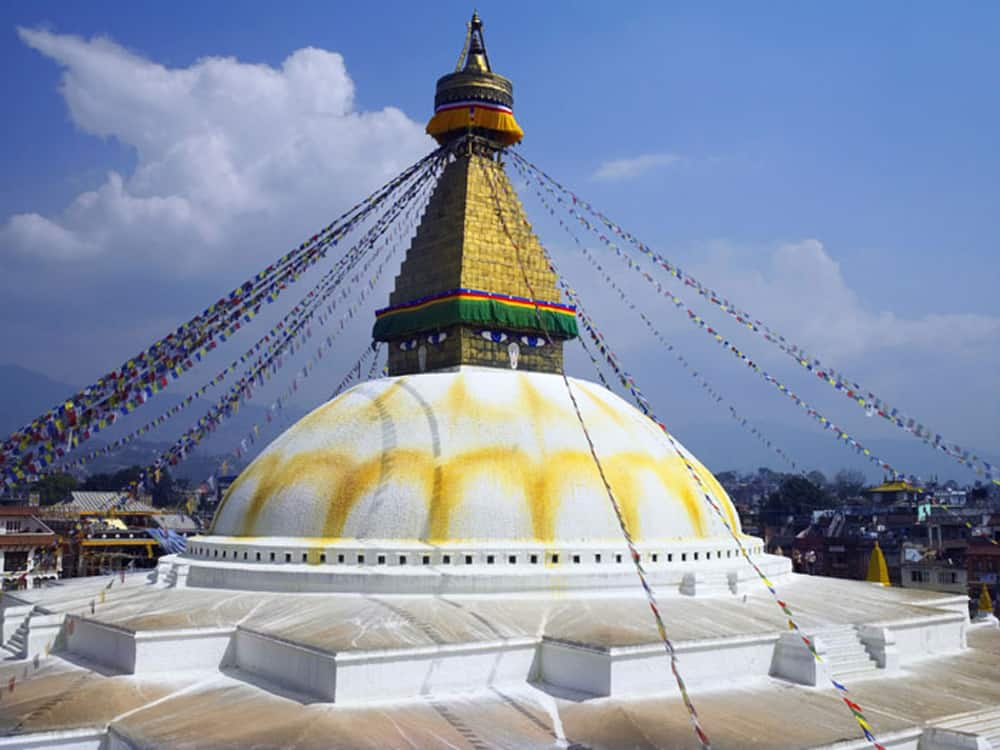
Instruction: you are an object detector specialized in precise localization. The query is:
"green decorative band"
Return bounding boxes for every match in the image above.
[373,288,578,341]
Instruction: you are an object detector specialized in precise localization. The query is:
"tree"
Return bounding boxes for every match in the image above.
[29,473,78,505]
[81,465,181,507]
[806,470,828,489]
[715,470,740,486]
[763,475,833,525]
[148,468,179,508]
[757,467,781,482]
[832,469,867,502]
[82,466,143,492]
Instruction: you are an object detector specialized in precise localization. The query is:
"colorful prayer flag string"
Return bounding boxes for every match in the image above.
[512,150,998,488]
[523,168,800,472]
[49,163,437,477]
[1,147,446,487]
[511,157,907,481]
[121,156,444,496]
[502,162,888,750]
[482,154,712,750]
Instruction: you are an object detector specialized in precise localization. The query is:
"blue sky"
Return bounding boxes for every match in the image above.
[1,1,998,480]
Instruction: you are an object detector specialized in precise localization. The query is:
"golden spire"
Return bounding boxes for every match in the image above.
[462,12,491,73]
[372,15,576,376]
[426,12,524,147]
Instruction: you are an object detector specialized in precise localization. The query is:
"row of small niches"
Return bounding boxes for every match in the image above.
[187,545,764,566]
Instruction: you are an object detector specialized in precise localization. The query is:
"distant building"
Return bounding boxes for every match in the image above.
[864,479,924,504]
[900,559,968,595]
[42,492,163,577]
[0,507,60,590]
[967,540,1000,615]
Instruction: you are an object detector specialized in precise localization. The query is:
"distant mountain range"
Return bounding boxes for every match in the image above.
[0,364,80,438]
[0,363,306,482]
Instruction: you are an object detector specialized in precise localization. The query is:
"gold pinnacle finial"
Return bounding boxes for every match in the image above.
[464,10,491,73]
[427,12,523,147]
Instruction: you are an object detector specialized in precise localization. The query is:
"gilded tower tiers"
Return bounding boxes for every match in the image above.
[373,13,578,376]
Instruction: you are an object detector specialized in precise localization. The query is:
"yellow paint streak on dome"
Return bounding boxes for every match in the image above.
[240,451,356,536]
[601,453,652,538]
[293,379,409,434]
[518,374,571,425]
[286,388,358,434]
[321,448,434,538]
[212,452,283,533]
[534,450,610,541]
[432,446,528,542]
[652,453,709,537]
[225,446,715,541]
[576,384,627,429]
[688,457,740,533]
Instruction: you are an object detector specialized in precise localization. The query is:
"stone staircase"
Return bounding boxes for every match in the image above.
[813,625,878,679]
[3,618,30,659]
[922,707,1000,749]
[1,607,33,659]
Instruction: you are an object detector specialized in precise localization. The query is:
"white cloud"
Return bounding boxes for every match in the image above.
[3,28,433,272]
[690,238,1000,363]
[592,152,680,181]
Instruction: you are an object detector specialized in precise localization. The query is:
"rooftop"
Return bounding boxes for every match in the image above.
[0,571,994,749]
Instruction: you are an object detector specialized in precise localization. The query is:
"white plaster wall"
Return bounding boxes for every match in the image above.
[66,618,135,674]
[0,728,105,749]
[537,640,611,696]
[612,634,779,695]
[888,615,967,661]
[132,628,233,673]
[335,640,537,703]
[179,544,788,596]
[235,629,337,700]
[25,613,63,659]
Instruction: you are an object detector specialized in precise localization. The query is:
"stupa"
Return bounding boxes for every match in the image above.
[1,14,997,750]
[202,9,778,597]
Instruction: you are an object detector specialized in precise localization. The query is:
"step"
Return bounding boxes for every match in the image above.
[933,708,1000,745]
[833,667,880,682]
[824,643,869,658]
[951,715,1000,737]
[831,658,877,676]
[821,634,861,645]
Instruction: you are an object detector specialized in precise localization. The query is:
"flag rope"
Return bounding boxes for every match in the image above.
[54,161,439,475]
[1,147,446,485]
[481,152,713,750]
[124,156,443,494]
[502,160,888,750]
[512,150,998,487]
[512,157,906,481]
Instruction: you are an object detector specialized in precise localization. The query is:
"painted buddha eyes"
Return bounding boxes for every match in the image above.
[518,334,545,348]
[400,333,448,351]
[476,330,546,347]
[406,331,543,349]
[479,330,508,343]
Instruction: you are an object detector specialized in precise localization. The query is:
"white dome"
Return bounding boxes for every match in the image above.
[211,367,742,543]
